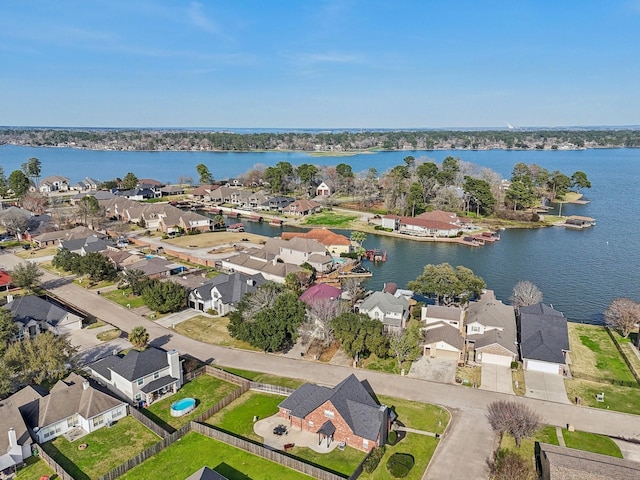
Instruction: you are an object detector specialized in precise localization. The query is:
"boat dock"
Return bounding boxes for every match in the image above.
[560,215,596,229]
[365,249,387,262]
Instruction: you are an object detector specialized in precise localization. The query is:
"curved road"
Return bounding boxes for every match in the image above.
[4,252,639,479]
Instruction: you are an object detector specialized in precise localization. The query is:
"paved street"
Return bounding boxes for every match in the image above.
[2,252,640,479]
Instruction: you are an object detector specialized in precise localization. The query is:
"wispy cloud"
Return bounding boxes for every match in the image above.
[284,51,364,67]
[187,2,228,38]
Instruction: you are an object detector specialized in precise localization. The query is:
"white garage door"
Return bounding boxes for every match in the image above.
[436,349,460,361]
[526,360,561,374]
[481,353,512,366]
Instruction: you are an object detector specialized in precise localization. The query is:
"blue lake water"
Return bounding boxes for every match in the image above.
[1,145,639,322]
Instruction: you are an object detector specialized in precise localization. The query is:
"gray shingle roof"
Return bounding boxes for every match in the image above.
[6,295,78,327]
[88,347,169,381]
[185,466,228,480]
[519,303,569,364]
[424,323,465,351]
[0,385,46,454]
[279,374,384,441]
[359,291,410,327]
[140,375,178,394]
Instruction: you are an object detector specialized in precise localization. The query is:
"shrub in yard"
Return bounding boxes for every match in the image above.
[387,430,398,445]
[510,361,520,370]
[386,453,414,478]
[362,445,386,473]
[489,450,532,480]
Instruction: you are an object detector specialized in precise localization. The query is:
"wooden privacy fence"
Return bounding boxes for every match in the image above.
[605,327,640,386]
[97,424,190,480]
[129,406,171,438]
[193,383,249,423]
[37,445,75,480]
[191,422,348,480]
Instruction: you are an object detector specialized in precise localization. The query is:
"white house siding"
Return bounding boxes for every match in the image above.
[524,359,563,375]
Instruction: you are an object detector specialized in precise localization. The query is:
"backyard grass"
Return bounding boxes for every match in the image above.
[218,367,305,388]
[611,331,640,380]
[291,446,366,477]
[562,429,623,457]
[41,415,160,480]
[15,456,57,480]
[120,431,312,480]
[205,392,284,441]
[96,328,121,341]
[302,212,358,227]
[567,323,637,384]
[173,315,260,351]
[102,288,146,309]
[145,375,239,430]
[564,379,640,414]
[165,231,269,248]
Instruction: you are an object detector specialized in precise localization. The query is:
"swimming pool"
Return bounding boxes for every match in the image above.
[170,397,196,417]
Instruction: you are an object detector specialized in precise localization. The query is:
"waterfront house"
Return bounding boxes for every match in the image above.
[381,215,462,237]
[281,228,352,257]
[6,294,83,339]
[518,303,570,375]
[465,291,517,365]
[71,177,101,191]
[420,305,466,362]
[38,175,70,194]
[261,196,295,211]
[86,347,183,406]
[358,291,410,333]
[299,283,342,306]
[282,199,322,217]
[278,374,392,452]
[137,178,164,188]
[188,272,266,314]
[219,251,303,283]
[188,184,220,201]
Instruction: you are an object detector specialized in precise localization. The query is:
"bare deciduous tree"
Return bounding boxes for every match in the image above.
[510,281,543,307]
[342,278,364,304]
[242,283,280,321]
[487,400,541,448]
[300,298,348,348]
[0,209,29,236]
[488,450,533,480]
[604,298,640,338]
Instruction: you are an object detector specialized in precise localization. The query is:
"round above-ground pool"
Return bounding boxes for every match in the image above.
[170,397,196,417]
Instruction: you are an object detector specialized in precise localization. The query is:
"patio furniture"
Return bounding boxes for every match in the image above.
[273,425,287,436]
[284,443,295,451]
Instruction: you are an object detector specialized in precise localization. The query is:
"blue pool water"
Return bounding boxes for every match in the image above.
[171,397,196,415]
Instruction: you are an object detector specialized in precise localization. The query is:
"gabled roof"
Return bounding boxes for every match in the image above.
[6,295,80,327]
[186,466,229,480]
[416,209,461,225]
[519,303,569,363]
[20,373,125,430]
[359,291,409,318]
[125,257,174,276]
[424,305,463,322]
[282,199,321,213]
[279,374,383,441]
[299,284,342,305]
[0,385,46,454]
[281,228,351,246]
[424,323,465,351]
[466,290,515,329]
[88,347,170,382]
[191,272,266,304]
[60,235,113,253]
[470,328,518,355]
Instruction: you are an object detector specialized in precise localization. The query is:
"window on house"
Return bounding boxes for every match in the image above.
[471,325,481,333]
[137,378,144,386]
[308,421,314,427]
[363,439,369,449]
[154,372,160,380]
[324,409,334,419]
[93,415,104,427]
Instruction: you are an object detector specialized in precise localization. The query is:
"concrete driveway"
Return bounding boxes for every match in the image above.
[408,357,456,383]
[524,370,570,404]
[479,363,514,395]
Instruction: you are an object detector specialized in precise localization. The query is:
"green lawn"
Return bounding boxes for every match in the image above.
[361,355,412,375]
[102,288,146,309]
[119,432,312,480]
[568,323,637,384]
[359,397,450,480]
[41,416,160,480]
[290,446,366,477]
[565,379,640,414]
[302,212,357,227]
[611,331,640,380]
[173,316,260,351]
[500,426,559,458]
[15,456,57,480]
[219,367,305,389]
[205,392,284,441]
[145,375,239,430]
[562,429,623,457]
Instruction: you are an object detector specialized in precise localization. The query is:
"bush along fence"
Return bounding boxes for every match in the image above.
[37,444,75,480]
[94,366,368,480]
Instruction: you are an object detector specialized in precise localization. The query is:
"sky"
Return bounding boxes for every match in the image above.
[1,1,640,129]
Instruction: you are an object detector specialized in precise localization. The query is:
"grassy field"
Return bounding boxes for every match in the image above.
[145,375,239,430]
[164,231,269,248]
[173,315,259,350]
[568,323,637,383]
[41,416,159,480]
[302,212,358,227]
[565,379,640,414]
[205,392,284,441]
[562,429,622,457]
[456,366,482,387]
[218,366,306,388]
[15,456,57,480]
[361,354,412,375]
[291,446,366,477]
[119,432,312,480]
[611,331,640,380]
